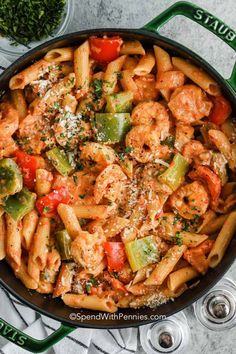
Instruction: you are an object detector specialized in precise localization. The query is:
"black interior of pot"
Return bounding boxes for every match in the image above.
[0,29,235,328]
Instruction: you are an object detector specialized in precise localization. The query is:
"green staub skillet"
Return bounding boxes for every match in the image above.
[0,2,235,352]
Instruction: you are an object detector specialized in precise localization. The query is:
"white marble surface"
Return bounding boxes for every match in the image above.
[66,0,236,353]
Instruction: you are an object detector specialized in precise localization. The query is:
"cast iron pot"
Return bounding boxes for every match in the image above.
[0,2,235,352]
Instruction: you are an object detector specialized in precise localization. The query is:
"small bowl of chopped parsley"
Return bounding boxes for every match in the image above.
[0,0,74,58]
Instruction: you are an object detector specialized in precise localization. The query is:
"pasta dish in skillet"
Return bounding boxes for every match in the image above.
[0,36,235,312]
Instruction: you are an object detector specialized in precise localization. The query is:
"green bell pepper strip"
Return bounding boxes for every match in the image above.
[0,158,23,197]
[46,148,73,176]
[95,113,131,143]
[3,188,36,221]
[55,229,72,260]
[105,91,133,113]
[158,153,189,191]
[125,235,159,272]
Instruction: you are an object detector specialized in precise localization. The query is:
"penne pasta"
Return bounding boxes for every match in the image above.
[208,211,236,268]
[123,56,139,70]
[22,210,39,250]
[5,214,21,272]
[145,245,187,286]
[117,294,135,308]
[103,55,126,95]
[57,204,81,239]
[127,283,158,296]
[159,230,208,248]
[29,216,50,271]
[154,45,173,74]
[46,249,61,273]
[15,258,38,290]
[74,40,90,94]
[53,263,74,297]
[120,40,145,55]
[167,266,199,292]
[10,89,28,122]
[93,71,104,80]
[200,214,229,235]
[62,294,118,312]
[9,59,53,90]
[120,69,138,94]
[37,281,54,294]
[60,62,74,75]
[73,204,116,220]
[44,47,74,62]
[133,52,155,76]
[161,283,188,299]
[172,57,221,96]
[0,214,6,260]
[132,265,156,285]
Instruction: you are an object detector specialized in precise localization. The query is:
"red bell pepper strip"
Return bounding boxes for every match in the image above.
[189,165,221,207]
[89,36,123,63]
[14,150,38,190]
[209,96,232,125]
[36,187,70,216]
[104,241,127,272]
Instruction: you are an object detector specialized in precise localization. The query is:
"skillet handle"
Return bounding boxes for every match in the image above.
[143,1,236,93]
[0,317,75,353]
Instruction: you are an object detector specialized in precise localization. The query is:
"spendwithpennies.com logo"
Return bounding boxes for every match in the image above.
[69,312,166,322]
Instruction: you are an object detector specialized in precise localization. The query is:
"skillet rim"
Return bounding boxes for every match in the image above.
[0,27,235,329]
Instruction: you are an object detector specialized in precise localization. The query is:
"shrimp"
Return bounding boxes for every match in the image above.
[0,138,17,158]
[125,125,169,163]
[175,123,194,151]
[184,239,214,274]
[71,229,105,273]
[168,85,212,123]
[182,140,211,165]
[0,103,19,139]
[189,165,221,207]
[53,112,92,148]
[169,181,209,220]
[208,129,232,161]
[53,170,97,204]
[80,142,116,170]
[157,213,183,239]
[131,101,170,133]
[19,114,55,154]
[133,74,159,103]
[94,164,127,204]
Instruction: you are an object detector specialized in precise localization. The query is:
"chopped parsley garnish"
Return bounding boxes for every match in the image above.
[85,276,99,293]
[160,135,175,148]
[124,146,134,154]
[0,0,66,46]
[76,162,84,171]
[85,283,92,293]
[173,214,181,225]
[116,71,123,80]
[43,206,51,214]
[72,175,78,185]
[79,194,86,199]
[48,101,60,113]
[174,232,183,246]
[90,79,103,102]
